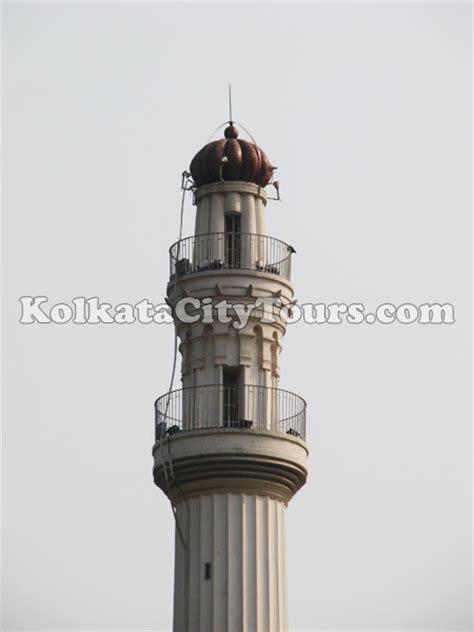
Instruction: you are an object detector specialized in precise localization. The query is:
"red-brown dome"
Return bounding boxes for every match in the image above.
[190,123,274,188]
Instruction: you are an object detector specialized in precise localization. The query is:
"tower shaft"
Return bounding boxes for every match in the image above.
[173,494,287,631]
[153,124,308,632]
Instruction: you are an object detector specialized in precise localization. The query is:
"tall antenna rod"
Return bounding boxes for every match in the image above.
[228,83,233,122]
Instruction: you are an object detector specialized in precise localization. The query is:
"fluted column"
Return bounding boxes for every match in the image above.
[209,193,225,261]
[241,194,256,269]
[173,493,287,632]
[255,199,267,266]
[195,195,210,236]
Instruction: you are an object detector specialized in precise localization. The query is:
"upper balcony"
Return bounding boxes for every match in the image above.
[169,232,294,283]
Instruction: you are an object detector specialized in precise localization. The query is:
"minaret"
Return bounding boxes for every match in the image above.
[153,121,308,632]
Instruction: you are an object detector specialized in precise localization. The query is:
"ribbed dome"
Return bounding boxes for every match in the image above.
[190,123,274,188]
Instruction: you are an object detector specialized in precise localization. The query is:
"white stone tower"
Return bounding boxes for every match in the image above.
[153,121,308,632]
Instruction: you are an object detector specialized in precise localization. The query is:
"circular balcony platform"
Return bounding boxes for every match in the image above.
[152,426,308,505]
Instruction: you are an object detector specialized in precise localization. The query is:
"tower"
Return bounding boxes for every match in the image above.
[153,120,308,631]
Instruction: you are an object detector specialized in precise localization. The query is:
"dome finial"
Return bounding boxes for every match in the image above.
[224,122,239,139]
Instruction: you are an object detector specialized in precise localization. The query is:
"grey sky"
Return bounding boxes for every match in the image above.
[3,2,471,630]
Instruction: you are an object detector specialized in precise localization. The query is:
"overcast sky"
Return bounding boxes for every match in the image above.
[3,2,471,630]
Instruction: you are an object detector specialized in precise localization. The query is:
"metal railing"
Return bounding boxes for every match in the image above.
[169,233,294,282]
[154,384,306,442]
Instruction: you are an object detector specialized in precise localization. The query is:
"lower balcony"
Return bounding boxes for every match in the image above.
[154,384,306,443]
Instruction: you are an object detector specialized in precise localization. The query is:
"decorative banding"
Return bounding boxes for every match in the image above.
[153,451,308,505]
[194,181,268,202]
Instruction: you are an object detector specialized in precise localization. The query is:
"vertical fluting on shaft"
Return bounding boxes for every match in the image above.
[173,493,288,632]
